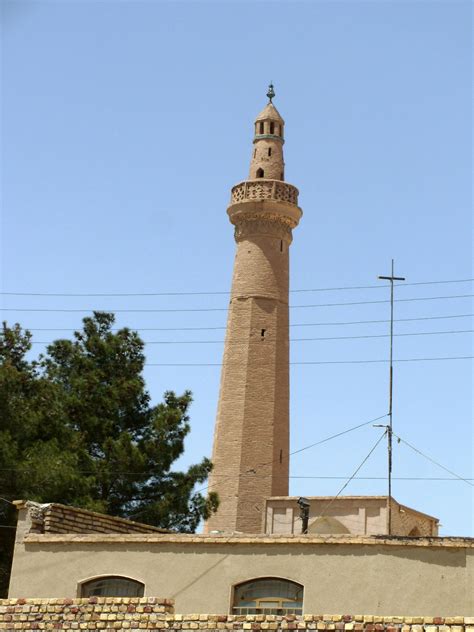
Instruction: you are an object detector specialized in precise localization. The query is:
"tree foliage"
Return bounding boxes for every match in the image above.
[0,313,218,596]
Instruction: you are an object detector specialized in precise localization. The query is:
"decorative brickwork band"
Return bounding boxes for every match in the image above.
[234,217,294,243]
[231,180,299,206]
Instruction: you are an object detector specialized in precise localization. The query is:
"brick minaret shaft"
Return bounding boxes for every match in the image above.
[205,87,302,534]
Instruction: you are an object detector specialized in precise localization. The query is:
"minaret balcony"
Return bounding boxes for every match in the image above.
[228,179,302,231]
[230,179,299,206]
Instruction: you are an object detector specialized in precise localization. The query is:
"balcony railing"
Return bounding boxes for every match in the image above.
[231,180,299,206]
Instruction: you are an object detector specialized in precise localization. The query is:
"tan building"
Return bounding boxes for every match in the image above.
[265,496,439,536]
[8,501,474,615]
[206,85,302,534]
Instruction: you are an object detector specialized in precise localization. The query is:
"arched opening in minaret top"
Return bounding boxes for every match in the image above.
[259,122,264,134]
[270,122,275,134]
[256,168,264,178]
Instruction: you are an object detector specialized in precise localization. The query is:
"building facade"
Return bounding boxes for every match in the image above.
[8,502,474,615]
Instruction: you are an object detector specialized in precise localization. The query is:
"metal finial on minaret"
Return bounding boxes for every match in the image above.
[267,82,275,103]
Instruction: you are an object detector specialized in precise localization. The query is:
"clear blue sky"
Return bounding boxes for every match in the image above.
[1,0,472,535]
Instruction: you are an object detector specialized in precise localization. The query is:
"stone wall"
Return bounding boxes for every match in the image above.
[15,501,167,535]
[0,599,473,631]
[0,597,173,629]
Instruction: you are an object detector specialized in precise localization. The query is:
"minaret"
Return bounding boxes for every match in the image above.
[205,86,302,534]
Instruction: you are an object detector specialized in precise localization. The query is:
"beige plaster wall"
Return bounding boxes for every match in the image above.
[8,533,473,616]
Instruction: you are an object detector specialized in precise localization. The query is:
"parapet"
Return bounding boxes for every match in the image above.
[13,500,169,536]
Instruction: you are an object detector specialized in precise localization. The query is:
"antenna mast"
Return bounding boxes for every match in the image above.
[378,259,406,535]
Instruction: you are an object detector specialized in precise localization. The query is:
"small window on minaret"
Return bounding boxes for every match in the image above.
[256,168,264,178]
[259,122,264,134]
[254,149,257,158]
[270,122,275,134]
[268,148,272,157]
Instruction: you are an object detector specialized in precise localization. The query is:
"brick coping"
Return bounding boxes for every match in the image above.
[14,500,169,534]
[22,533,474,548]
[0,600,472,624]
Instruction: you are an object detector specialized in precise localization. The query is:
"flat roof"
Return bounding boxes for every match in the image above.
[23,533,473,548]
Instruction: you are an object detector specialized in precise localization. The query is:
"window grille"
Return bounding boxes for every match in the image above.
[232,578,303,615]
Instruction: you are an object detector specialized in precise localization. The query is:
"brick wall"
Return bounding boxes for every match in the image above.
[391,506,435,537]
[0,600,473,631]
[19,501,168,535]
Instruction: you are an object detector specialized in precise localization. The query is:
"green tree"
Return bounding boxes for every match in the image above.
[0,323,87,595]
[0,313,218,596]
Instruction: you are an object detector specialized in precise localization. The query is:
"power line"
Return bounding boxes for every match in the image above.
[316,430,388,520]
[10,313,474,333]
[188,413,390,499]
[144,356,474,367]
[1,293,473,313]
[266,414,388,466]
[393,431,474,488]
[27,328,474,345]
[0,414,389,480]
[1,277,472,297]
[0,469,471,480]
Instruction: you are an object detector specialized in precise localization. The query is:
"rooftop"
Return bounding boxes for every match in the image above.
[255,102,284,123]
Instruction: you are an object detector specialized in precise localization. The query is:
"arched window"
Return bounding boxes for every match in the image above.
[80,576,144,597]
[269,122,275,134]
[232,578,303,615]
[308,516,350,535]
[259,122,264,134]
[408,527,421,536]
[256,168,264,178]
[268,148,272,156]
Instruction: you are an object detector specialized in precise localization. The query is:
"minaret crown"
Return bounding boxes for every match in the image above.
[254,103,285,140]
[249,96,285,181]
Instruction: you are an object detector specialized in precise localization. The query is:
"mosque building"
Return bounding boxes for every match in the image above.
[5,89,473,618]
